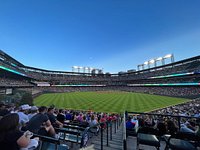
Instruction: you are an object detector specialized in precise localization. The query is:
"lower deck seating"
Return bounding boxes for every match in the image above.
[164,132,199,150]
[126,127,139,137]
[137,127,160,150]
[33,134,69,150]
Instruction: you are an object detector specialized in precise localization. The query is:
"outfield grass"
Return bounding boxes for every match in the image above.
[33,91,188,113]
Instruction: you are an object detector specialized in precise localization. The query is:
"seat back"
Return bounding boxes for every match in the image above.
[126,127,139,137]
[167,132,198,150]
[35,134,69,150]
[138,127,159,136]
[170,132,198,141]
[55,127,82,143]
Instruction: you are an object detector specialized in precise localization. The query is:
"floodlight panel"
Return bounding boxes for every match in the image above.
[73,66,78,69]
[149,59,155,63]
[144,61,148,65]
[164,54,172,58]
[157,57,163,61]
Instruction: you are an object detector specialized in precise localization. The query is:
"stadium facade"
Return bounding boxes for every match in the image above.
[0,50,200,98]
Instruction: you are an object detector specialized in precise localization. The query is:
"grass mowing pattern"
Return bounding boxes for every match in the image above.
[34,91,188,113]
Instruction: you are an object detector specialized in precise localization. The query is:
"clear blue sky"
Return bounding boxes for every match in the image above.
[0,0,200,73]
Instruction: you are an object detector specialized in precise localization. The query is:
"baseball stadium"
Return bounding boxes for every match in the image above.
[0,50,199,150]
[0,1,200,150]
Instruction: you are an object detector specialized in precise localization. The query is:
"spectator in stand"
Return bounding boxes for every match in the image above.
[100,114,107,129]
[0,102,9,117]
[126,116,135,129]
[156,118,167,136]
[66,111,72,121]
[180,120,196,133]
[107,115,113,122]
[74,112,79,121]
[26,106,55,137]
[0,113,37,150]
[56,109,66,124]
[112,114,117,121]
[89,115,98,127]
[86,113,91,122]
[81,115,89,127]
[28,106,38,120]
[89,114,99,134]
[131,116,139,128]
[17,104,30,128]
[77,113,83,122]
[144,115,154,127]
[47,107,63,128]
[167,120,178,135]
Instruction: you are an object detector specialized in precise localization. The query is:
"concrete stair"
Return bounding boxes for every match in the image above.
[82,122,123,150]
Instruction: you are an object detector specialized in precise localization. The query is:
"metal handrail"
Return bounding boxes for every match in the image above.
[122,112,127,150]
[127,111,200,132]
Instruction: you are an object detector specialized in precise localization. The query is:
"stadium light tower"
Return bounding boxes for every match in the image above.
[83,67,87,73]
[137,54,175,70]
[144,61,149,69]
[141,64,145,70]
[137,64,141,71]
[72,66,78,72]
[79,66,83,73]
[138,64,145,70]
[156,57,163,66]
[170,54,175,63]
[149,59,156,67]
[163,54,174,65]
[88,67,91,74]
[90,68,93,73]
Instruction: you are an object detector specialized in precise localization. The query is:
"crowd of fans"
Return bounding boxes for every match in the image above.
[128,75,200,84]
[1,54,200,92]
[126,97,200,139]
[122,86,200,97]
[28,86,200,99]
[0,102,120,150]
[151,98,200,117]
[0,78,33,87]
[23,59,200,83]
[126,113,200,137]
[2,56,199,85]
[1,53,200,149]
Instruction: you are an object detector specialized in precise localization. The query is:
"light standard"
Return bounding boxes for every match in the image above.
[156,57,163,66]
[73,66,78,72]
[163,54,173,65]
[149,59,155,67]
[144,61,149,69]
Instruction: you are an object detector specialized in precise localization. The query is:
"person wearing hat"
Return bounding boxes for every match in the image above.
[17,104,31,128]
[28,106,38,120]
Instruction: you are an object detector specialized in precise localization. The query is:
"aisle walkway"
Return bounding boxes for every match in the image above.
[83,122,123,150]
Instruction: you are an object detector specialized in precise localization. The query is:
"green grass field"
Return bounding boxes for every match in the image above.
[33,91,188,113]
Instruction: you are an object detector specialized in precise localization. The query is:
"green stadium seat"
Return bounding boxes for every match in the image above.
[137,127,160,150]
